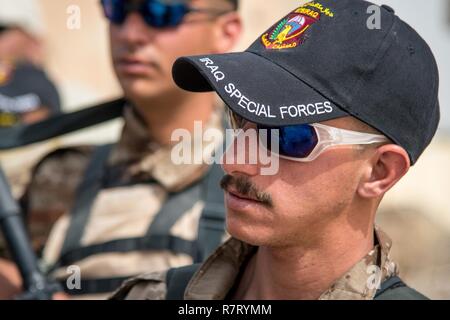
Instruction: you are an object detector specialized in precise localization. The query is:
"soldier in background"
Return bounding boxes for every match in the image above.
[1,0,242,299]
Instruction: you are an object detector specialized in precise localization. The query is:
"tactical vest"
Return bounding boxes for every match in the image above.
[164,264,429,300]
[48,144,226,296]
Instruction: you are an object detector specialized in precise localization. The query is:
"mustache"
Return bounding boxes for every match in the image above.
[220,174,273,208]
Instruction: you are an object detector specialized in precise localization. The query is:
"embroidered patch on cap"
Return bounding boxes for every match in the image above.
[261,1,334,50]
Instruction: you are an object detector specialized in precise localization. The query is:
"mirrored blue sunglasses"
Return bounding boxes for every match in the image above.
[100,0,232,28]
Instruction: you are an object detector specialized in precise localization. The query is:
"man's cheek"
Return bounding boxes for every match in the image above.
[271,185,308,208]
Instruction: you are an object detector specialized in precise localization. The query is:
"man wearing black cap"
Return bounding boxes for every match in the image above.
[112,0,439,300]
[0,62,61,127]
[0,0,60,126]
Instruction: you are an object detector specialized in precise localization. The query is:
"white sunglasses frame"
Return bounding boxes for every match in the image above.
[262,122,389,162]
[227,110,389,162]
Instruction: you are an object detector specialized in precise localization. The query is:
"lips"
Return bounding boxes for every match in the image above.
[227,188,259,203]
[225,188,265,211]
[116,57,157,75]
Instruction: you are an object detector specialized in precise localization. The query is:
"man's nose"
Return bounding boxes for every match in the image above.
[221,133,261,177]
[116,12,156,45]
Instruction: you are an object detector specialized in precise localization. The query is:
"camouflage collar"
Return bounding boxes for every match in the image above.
[184,226,398,300]
[108,104,223,192]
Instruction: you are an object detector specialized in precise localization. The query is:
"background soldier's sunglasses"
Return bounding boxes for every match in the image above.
[100,0,232,28]
[227,110,389,162]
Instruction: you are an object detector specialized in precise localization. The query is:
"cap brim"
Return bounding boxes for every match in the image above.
[173,51,348,126]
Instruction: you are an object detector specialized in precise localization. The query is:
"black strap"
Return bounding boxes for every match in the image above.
[58,236,198,268]
[58,153,223,268]
[375,276,406,298]
[166,264,201,300]
[374,276,428,300]
[0,98,125,150]
[59,144,114,258]
[146,180,202,237]
[55,148,204,270]
[196,163,225,262]
[50,114,227,294]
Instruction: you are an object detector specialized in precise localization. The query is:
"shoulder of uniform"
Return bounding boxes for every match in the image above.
[33,145,94,173]
[23,145,95,212]
[109,270,168,300]
[29,145,95,189]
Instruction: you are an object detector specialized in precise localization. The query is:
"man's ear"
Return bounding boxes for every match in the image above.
[358,144,411,198]
[211,11,242,53]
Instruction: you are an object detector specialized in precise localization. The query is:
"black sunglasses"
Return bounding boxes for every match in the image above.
[100,0,232,28]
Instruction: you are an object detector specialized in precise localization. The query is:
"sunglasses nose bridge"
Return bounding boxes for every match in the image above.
[118,12,151,34]
[123,1,152,21]
[103,0,195,29]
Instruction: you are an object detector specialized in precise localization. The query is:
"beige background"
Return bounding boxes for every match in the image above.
[1,0,450,299]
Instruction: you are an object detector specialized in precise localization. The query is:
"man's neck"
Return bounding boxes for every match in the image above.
[131,91,216,146]
[234,222,375,300]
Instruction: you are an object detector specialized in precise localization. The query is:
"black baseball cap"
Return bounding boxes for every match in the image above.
[172,0,440,165]
[0,62,61,126]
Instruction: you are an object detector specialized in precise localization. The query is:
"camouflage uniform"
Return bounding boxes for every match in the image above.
[111,226,404,300]
[22,104,224,299]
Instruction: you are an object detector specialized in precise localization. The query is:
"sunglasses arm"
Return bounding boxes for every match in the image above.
[314,124,388,145]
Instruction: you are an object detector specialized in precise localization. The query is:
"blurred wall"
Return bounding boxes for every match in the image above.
[39,0,121,109]
[370,0,450,134]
